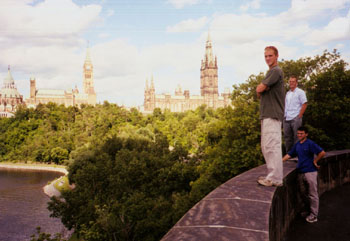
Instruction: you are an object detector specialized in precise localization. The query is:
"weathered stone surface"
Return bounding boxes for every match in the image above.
[162,226,269,241]
[176,199,270,231]
[161,150,350,241]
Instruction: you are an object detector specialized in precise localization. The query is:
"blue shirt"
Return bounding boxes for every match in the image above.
[284,87,307,120]
[288,139,323,173]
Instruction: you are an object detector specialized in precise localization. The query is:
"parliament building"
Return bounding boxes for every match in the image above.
[0,66,24,117]
[26,47,96,107]
[144,33,231,112]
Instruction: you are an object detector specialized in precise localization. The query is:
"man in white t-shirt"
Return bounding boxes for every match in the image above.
[283,76,307,153]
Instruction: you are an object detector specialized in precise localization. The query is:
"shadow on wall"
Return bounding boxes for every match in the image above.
[271,150,350,241]
[161,150,350,241]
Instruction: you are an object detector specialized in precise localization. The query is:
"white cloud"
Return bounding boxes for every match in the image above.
[287,0,350,21]
[209,14,307,45]
[336,43,345,49]
[166,17,208,32]
[0,0,101,41]
[90,39,204,105]
[98,33,111,38]
[106,9,114,17]
[213,37,298,85]
[304,10,350,45]
[0,44,84,100]
[240,0,261,12]
[208,1,350,47]
[1,0,350,107]
[93,39,142,78]
[167,0,201,9]
[0,0,102,100]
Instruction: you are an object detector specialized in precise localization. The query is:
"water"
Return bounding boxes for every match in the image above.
[0,168,69,241]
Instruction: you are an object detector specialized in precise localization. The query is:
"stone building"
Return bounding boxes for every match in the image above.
[0,66,24,117]
[26,47,96,107]
[144,33,231,112]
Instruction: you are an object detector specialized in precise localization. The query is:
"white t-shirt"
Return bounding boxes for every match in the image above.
[284,87,307,121]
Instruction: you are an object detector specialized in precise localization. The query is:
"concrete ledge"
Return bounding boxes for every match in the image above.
[161,150,350,241]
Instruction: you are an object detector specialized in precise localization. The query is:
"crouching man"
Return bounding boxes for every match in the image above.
[282,126,326,223]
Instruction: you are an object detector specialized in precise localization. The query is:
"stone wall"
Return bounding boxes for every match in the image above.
[161,150,350,241]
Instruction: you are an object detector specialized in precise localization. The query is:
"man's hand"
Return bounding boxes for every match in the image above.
[256,83,268,94]
[298,103,307,118]
[313,160,320,169]
[282,154,291,162]
[313,150,325,169]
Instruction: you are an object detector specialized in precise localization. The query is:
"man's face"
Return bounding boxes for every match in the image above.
[297,130,308,142]
[264,49,278,68]
[289,77,298,91]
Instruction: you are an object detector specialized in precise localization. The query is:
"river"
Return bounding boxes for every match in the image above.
[0,168,69,241]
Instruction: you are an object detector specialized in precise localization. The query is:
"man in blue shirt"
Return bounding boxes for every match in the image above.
[282,126,325,223]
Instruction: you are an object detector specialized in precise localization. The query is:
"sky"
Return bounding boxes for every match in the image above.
[0,0,349,107]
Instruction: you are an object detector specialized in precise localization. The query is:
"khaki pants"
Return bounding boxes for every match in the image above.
[261,118,283,183]
[298,172,319,217]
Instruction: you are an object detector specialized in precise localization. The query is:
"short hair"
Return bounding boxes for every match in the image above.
[290,75,299,82]
[265,46,279,56]
[298,126,308,134]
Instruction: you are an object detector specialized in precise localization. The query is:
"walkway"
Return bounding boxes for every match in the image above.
[284,183,350,241]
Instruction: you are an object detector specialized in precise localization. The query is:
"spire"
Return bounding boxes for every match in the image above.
[86,47,91,62]
[145,78,149,90]
[151,75,155,90]
[4,65,15,86]
[205,31,214,65]
[83,42,95,96]
[1,65,21,98]
[84,41,92,64]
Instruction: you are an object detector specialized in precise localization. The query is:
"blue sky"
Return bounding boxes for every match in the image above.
[0,0,349,107]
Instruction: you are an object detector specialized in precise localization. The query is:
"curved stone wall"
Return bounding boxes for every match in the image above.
[161,150,350,241]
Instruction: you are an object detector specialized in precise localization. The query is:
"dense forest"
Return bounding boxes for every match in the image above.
[2,50,349,241]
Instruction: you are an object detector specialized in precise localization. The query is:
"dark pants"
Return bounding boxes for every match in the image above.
[283,116,302,153]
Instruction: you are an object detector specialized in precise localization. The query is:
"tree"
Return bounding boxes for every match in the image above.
[50,147,69,164]
[281,50,350,150]
[48,135,199,241]
[30,227,67,241]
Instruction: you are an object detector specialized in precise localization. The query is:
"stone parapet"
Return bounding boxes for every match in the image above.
[161,150,350,241]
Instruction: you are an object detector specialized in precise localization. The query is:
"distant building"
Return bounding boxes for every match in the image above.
[0,66,24,117]
[26,47,96,107]
[144,33,231,112]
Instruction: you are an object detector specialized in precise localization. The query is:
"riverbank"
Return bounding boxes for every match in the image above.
[0,162,68,197]
[0,162,68,175]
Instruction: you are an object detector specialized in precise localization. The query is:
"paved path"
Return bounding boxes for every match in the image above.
[43,178,62,197]
[284,183,350,241]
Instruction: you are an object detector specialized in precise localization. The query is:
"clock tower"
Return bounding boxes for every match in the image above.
[200,32,218,108]
[83,46,96,105]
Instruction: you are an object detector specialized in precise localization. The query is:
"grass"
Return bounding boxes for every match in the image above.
[53,176,71,193]
[69,233,84,241]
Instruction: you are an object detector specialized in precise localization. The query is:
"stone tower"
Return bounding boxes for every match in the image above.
[30,77,36,99]
[200,32,218,108]
[144,75,155,111]
[83,46,96,105]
